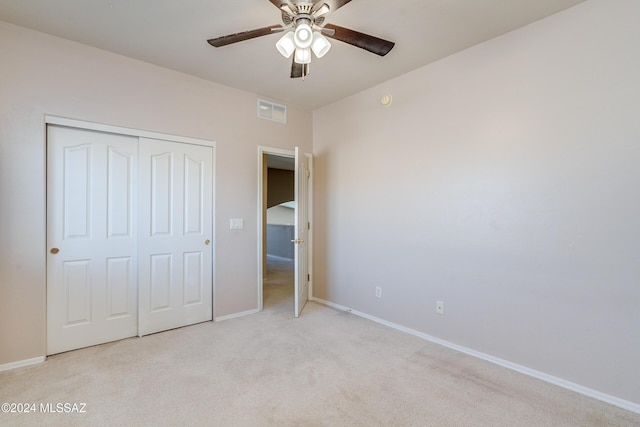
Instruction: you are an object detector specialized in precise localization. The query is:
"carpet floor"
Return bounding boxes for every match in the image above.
[1,257,638,426]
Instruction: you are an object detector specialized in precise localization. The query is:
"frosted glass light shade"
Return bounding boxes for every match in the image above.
[311,32,331,58]
[276,31,296,58]
[294,47,312,64]
[294,23,313,48]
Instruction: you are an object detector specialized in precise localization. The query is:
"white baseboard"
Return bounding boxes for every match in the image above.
[214,308,260,322]
[310,297,640,415]
[0,356,46,372]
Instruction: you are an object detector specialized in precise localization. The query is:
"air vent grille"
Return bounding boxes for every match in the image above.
[257,99,287,124]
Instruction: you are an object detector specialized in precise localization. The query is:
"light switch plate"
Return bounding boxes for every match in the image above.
[230,219,244,230]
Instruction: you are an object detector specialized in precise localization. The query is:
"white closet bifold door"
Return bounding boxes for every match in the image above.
[47,126,214,354]
[137,138,213,336]
[47,125,138,355]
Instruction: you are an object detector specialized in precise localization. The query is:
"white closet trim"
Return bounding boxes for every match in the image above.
[45,115,215,147]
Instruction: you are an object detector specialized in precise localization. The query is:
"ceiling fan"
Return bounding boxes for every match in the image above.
[207,0,395,79]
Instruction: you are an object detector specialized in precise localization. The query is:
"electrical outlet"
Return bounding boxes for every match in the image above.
[436,301,445,315]
[375,286,382,298]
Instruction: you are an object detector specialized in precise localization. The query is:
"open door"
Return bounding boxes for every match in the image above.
[293,147,310,317]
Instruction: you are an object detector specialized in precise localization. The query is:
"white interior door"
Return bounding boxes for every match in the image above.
[138,138,213,335]
[47,125,138,355]
[294,147,310,317]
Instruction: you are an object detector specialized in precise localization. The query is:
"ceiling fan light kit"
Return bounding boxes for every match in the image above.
[294,46,312,64]
[294,21,313,48]
[207,0,395,79]
[276,32,296,58]
[311,31,331,58]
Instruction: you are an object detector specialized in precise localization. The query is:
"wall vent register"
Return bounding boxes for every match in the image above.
[258,99,287,124]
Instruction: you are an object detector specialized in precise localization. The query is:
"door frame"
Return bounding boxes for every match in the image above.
[257,146,313,313]
[304,152,314,308]
[46,116,216,148]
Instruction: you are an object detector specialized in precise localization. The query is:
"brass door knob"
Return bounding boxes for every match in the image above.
[205,239,211,246]
[50,248,60,254]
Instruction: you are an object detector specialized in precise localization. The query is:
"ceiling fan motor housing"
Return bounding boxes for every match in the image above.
[296,2,314,15]
[282,2,326,28]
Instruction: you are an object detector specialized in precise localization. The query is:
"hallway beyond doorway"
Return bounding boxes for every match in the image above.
[263,255,294,314]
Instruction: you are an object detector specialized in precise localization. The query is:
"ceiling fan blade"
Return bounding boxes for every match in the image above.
[291,58,310,79]
[322,23,394,56]
[207,25,282,47]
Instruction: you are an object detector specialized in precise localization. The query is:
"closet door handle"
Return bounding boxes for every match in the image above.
[205,239,211,246]
[50,248,60,254]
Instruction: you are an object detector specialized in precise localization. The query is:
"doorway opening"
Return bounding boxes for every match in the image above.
[258,146,312,317]
[264,166,295,313]
[259,149,295,314]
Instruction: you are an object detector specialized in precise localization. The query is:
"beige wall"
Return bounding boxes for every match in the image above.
[267,205,295,225]
[0,22,311,365]
[313,0,639,405]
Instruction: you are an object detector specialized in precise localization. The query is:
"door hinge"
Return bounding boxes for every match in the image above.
[306,169,310,178]
[307,221,310,230]
[307,273,310,282]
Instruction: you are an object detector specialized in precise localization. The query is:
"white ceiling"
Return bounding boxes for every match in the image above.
[0,0,585,110]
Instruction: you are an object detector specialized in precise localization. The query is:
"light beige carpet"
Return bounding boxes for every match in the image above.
[1,258,639,426]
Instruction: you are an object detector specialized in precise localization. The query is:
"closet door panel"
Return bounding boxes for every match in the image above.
[138,138,213,335]
[47,125,138,355]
